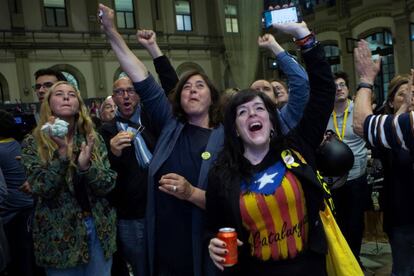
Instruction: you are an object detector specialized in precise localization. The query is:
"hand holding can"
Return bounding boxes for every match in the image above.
[209,228,241,271]
[217,228,238,267]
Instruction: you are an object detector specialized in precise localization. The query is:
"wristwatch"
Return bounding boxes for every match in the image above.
[356,82,374,91]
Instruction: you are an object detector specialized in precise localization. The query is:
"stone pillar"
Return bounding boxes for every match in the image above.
[393,13,411,74]
[9,0,25,29]
[209,49,224,91]
[14,50,33,102]
[84,0,101,35]
[91,50,108,97]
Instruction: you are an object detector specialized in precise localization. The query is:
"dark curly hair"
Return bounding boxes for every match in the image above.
[333,71,349,86]
[34,68,67,82]
[210,89,288,184]
[170,70,221,128]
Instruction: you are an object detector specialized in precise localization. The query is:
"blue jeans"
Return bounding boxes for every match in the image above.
[117,218,146,276]
[46,217,112,276]
[389,225,414,276]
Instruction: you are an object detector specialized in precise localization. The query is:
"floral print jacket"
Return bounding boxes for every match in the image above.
[21,133,117,269]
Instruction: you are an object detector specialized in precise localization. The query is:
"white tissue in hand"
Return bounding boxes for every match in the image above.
[40,123,52,133]
[41,118,69,137]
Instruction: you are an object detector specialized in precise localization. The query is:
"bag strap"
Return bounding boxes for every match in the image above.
[281,149,335,212]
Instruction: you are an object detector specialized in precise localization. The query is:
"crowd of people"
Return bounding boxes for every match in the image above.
[0,2,414,276]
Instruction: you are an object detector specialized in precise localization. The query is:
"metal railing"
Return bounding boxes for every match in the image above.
[0,29,224,51]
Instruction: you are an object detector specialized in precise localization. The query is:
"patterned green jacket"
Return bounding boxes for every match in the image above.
[21,133,117,269]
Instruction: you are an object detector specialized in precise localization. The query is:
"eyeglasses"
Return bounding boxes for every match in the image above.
[113,87,136,97]
[33,82,54,90]
[335,82,347,89]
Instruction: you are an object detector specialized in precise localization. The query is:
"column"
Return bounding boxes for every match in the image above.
[14,50,32,102]
[91,50,108,97]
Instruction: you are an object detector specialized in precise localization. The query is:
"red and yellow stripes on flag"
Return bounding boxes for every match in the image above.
[240,171,308,261]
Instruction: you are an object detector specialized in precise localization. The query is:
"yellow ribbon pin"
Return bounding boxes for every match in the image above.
[281,150,300,169]
[201,151,211,160]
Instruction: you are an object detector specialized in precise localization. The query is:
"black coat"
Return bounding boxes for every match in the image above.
[206,44,336,275]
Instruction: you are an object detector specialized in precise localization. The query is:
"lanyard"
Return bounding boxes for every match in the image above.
[332,100,349,141]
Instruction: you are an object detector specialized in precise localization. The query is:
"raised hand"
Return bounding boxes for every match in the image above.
[98,3,116,33]
[267,3,310,39]
[272,21,310,39]
[354,40,381,85]
[137,29,156,48]
[268,3,294,10]
[258,33,277,49]
[258,33,284,56]
[78,134,95,171]
[136,29,162,58]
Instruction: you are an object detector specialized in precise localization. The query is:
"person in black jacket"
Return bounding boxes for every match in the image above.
[99,26,179,276]
[206,22,336,276]
[99,76,156,276]
[136,29,179,96]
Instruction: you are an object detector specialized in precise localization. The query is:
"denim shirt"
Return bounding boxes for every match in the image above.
[276,51,310,134]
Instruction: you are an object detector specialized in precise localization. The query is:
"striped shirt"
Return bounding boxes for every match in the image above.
[240,167,308,261]
[364,112,414,152]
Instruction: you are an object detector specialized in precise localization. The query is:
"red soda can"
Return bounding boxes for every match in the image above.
[217,227,238,267]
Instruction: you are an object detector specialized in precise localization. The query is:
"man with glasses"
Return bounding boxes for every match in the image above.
[33,68,67,103]
[324,71,369,268]
[99,76,156,276]
[17,69,67,194]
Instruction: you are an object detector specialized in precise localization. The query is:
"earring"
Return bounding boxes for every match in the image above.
[270,129,275,138]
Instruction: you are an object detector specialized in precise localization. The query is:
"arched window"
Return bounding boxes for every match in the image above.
[323,44,340,73]
[113,68,128,82]
[176,62,204,77]
[363,31,394,105]
[119,72,128,79]
[61,71,79,89]
[0,82,4,103]
[0,73,10,103]
[50,64,87,97]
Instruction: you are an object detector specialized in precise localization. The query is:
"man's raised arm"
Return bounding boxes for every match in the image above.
[99,3,148,82]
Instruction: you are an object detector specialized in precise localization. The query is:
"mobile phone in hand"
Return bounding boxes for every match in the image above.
[262,6,301,28]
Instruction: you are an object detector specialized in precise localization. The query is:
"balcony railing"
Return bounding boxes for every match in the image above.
[0,29,224,51]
